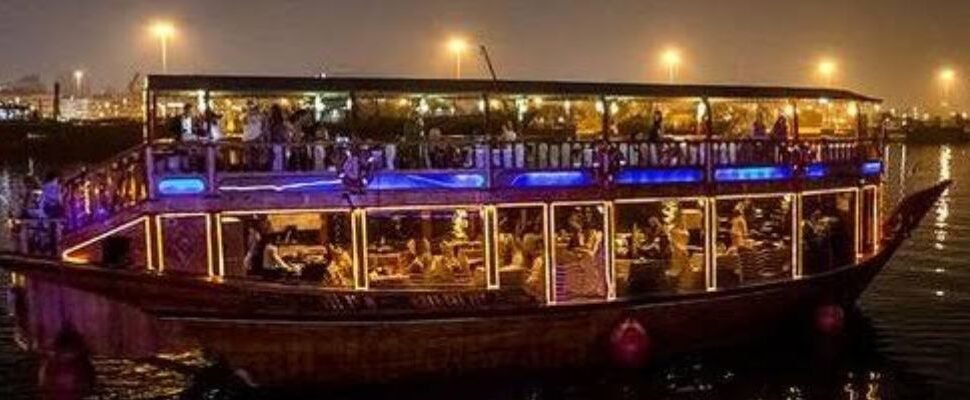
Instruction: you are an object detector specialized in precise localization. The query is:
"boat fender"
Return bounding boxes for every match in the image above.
[609,317,652,368]
[38,327,96,399]
[814,304,845,335]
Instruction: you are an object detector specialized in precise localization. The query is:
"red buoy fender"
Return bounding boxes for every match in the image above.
[814,304,846,335]
[609,317,652,368]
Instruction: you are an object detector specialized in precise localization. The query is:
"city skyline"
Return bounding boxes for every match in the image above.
[1,0,968,109]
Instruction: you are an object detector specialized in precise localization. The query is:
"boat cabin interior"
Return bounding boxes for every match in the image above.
[20,75,886,306]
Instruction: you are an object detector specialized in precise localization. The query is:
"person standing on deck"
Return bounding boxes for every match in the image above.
[266,104,289,171]
[179,103,199,142]
[241,101,264,170]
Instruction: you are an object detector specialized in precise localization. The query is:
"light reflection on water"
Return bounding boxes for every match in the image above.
[934,145,951,250]
[0,143,968,399]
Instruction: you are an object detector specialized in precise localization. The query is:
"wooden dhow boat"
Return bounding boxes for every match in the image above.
[0,75,949,388]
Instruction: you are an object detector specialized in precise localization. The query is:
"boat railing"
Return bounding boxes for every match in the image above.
[56,136,882,233]
[61,144,150,233]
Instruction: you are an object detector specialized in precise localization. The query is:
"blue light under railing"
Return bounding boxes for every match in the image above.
[861,161,883,176]
[615,167,704,185]
[157,177,206,195]
[370,171,487,190]
[507,171,594,188]
[714,166,793,182]
[804,164,828,179]
[220,172,486,193]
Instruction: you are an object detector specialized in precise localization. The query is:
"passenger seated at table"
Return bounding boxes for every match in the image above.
[262,238,298,279]
[730,206,755,250]
[327,246,354,287]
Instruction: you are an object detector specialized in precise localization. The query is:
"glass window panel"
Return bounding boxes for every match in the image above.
[365,207,486,289]
[552,204,608,302]
[715,196,793,289]
[495,206,547,301]
[710,99,793,140]
[655,99,703,138]
[219,212,354,287]
[608,97,656,140]
[797,99,858,138]
[489,96,603,141]
[801,191,858,275]
[613,200,707,297]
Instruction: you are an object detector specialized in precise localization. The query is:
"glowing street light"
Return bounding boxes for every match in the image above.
[661,48,682,84]
[447,37,468,79]
[817,59,837,87]
[939,68,957,104]
[73,70,84,96]
[150,21,176,73]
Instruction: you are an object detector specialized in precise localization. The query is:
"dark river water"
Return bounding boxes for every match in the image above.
[0,143,967,399]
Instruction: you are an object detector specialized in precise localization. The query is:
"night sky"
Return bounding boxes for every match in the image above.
[1,0,968,108]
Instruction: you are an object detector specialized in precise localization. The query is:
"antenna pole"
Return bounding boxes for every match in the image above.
[479,45,498,82]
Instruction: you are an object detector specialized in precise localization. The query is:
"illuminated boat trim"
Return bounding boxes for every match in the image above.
[861,161,883,176]
[158,177,206,195]
[615,167,704,185]
[714,166,793,182]
[507,171,593,188]
[804,163,828,179]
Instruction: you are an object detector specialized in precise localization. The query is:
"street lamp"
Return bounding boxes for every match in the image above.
[817,59,837,87]
[73,70,84,96]
[939,68,957,105]
[150,21,176,73]
[661,48,682,84]
[447,37,468,79]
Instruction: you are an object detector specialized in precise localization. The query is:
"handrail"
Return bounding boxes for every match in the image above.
[60,136,882,233]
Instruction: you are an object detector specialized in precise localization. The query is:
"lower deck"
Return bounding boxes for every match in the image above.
[55,183,883,306]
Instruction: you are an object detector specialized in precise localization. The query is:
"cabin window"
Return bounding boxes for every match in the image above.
[714,195,794,288]
[613,199,707,297]
[861,186,879,255]
[551,203,608,302]
[364,207,486,290]
[355,93,484,141]
[801,190,858,275]
[217,211,355,288]
[709,99,793,140]
[607,97,656,140]
[653,98,703,138]
[796,99,858,138]
[495,205,548,301]
[488,95,603,141]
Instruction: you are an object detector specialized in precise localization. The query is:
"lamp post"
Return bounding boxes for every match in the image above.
[150,21,176,73]
[817,59,837,87]
[661,48,681,84]
[73,70,84,97]
[448,37,468,79]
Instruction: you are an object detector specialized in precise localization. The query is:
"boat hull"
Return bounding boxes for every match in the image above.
[0,181,948,387]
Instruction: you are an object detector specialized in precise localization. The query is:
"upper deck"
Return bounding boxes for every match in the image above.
[60,75,884,234]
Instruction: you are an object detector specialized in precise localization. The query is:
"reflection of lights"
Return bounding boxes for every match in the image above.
[934,145,951,250]
[935,268,946,273]
[935,290,946,297]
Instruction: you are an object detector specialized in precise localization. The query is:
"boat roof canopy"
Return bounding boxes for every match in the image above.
[146,75,881,103]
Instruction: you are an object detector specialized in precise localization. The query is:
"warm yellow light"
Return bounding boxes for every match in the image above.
[818,59,837,77]
[939,68,956,83]
[73,70,84,81]
[150,21,176,39]
[661,48,682,67]
[447,37,468,54]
